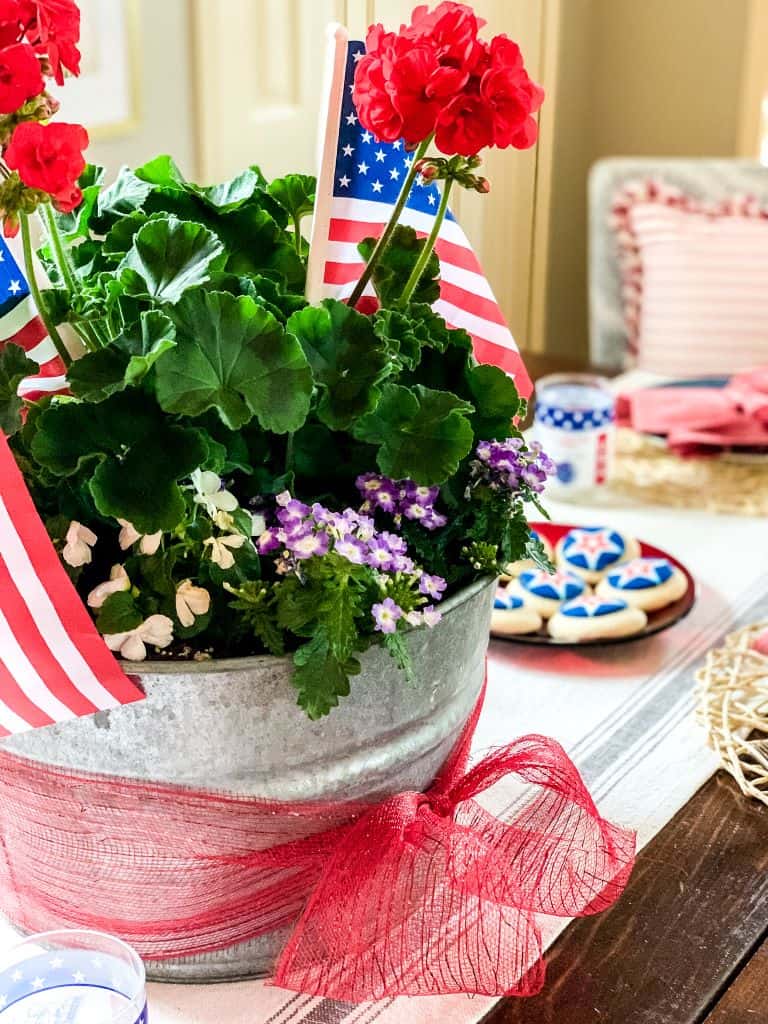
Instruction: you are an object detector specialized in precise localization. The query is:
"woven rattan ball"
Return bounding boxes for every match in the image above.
[696,621,768,805]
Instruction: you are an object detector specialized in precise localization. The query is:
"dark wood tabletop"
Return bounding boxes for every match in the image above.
[482,351,768,1023]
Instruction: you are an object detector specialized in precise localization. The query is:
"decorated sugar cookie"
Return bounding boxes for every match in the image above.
[548,594,647,641]
[500,530,554,580]
[555,526,640,583]
[491,587,543,636]
[596,557,688,612]
[508,568,587,618]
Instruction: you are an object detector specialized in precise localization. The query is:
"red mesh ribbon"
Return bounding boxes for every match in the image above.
[0,683,635,1000]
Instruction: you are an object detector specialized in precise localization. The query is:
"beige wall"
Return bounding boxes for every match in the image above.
[544,0,751,362]
[86,0,198,182]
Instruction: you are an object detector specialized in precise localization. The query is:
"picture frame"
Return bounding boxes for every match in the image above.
[51,0,141,140]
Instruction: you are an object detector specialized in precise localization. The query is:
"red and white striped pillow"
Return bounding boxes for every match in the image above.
[611,181,768,377]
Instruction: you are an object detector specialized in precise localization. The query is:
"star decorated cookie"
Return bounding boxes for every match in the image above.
[500,530,555,580]
[491,585,543,636]
[508,568,588,618]
[596,557,688,612]
[548,593,647,641]
[555,526,640,583]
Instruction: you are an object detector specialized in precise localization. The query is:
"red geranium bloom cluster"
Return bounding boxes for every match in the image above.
[353,1,544,157]
[6,120,87,211]
[0,0,86,230]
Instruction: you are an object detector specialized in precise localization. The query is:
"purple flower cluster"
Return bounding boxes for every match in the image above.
[257,491,447,636]
[470,438,556,496]
[355,473,447,530]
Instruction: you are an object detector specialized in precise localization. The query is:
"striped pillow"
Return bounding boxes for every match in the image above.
[611,181,768,377]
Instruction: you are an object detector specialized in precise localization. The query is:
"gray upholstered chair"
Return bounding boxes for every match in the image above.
[588,158,768,369]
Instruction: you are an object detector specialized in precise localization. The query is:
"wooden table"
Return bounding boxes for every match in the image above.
[483,352,768,1024]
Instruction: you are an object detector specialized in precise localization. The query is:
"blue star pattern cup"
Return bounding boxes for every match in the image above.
[0,930,146,1022]
[533,373,616,499]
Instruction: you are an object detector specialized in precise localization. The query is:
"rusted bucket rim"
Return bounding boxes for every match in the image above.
[137,575,496,675]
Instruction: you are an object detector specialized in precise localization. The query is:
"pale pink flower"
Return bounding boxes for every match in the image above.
[117,519,162,555]
[87,565,130,609]
[204,533,246,570]
[104,614,174,661]
[62,521,97,567]
[175,580,211,628]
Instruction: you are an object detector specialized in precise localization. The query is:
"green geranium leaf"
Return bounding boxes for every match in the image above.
[134,154,189,189]
[359,225,440,308]
[267,174,316,224]
[373,308,423,370]
[67,347,130,403]
[189,168,262,212]
[465,363,521,440]
[119,215,226,303]
[96,166,153,224]
[286,299,391,430]
[238,274,306,323]
[353,383,474,484]
[102,210,167,260]
[67,311,177,401]
[0,344,38,436]
[156,288,312,432]
[121,310,177,385]
[90,422,207,533]
[96,591,143,634]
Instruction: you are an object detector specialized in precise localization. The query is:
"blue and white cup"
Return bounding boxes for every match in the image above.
[533,373,615,499]
[0,929,147,1023]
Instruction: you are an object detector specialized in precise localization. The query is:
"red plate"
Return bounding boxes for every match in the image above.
[492,522,697,647]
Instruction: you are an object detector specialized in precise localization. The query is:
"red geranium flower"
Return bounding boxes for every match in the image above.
[406,1,485,87]
[26,0,80,84]
[0,42,43,113]
[434,91,493,156]
[5,120,88,210]
[0,0,32,48]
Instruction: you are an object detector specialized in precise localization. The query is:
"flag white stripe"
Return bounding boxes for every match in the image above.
[25,337,58,366]
[324,242,497,302]
[330,196,471,248]
[0,692,35,735]
[0,294,38,335]
[0,496,123,711]
[434,299,518,349]
[0,608,76,723]
[17,373,68,396]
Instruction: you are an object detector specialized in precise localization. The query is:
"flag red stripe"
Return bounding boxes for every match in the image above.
[0,552,100,719]
[328,218,484,276]
[7,315,48,352]
[438,281,508,327]
[0,644,55,728]
[0,437,143,707]
[471,335,532,392]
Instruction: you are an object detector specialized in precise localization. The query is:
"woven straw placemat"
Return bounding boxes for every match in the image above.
[612,428,768,517]
[696,622,768,805]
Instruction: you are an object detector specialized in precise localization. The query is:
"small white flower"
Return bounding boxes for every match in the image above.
[117,519,162,555]
[204,533,246,570]
[104,614,174,662]
[63,521,97,567]
[251,512,266,536]
[405,610,423,626]
[213,509,235,531]
[87,565,130,609]
[191,469,238,519]
[175,579,211,627]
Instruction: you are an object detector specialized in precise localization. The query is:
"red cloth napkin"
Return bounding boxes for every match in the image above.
[617,366,768,456]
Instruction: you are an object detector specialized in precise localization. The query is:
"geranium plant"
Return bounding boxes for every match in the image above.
[0,0,553,718]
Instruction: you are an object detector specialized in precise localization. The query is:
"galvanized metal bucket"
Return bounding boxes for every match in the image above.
[2,576,494,982]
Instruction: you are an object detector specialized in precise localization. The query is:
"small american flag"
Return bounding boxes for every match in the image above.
[0,234,68,402]
[0,434,144,734]
[308,29,532,398]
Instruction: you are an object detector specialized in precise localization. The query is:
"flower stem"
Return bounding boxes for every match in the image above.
[19,212,71,368]
[398,177,453,308]
[347,135,432,308]
[40,203,103,351]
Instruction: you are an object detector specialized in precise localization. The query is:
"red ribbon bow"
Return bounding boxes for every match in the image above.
[0,681,635,1002]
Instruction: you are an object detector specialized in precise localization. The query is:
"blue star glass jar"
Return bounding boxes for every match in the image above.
[0,930,146,1023]
[533,373,616,500]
